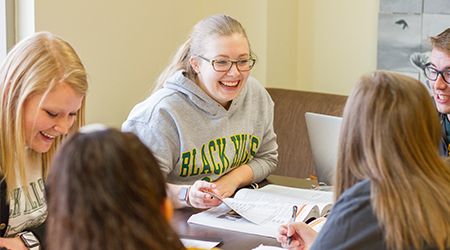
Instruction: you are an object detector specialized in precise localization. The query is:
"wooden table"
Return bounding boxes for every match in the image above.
[170,175,318,250]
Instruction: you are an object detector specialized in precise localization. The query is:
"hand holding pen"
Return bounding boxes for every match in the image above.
[276,209,318,250]
[287,205,298,245]
[188,180,223,209]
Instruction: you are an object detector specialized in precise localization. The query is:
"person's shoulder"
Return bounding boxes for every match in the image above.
[127,88,187,118]
[246,76,265,91]
[338,179,371,204]
[245,76,273,101]
[328,179,373,227]
[122,88,188,135]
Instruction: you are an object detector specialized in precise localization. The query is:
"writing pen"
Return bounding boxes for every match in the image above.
[287,205,298,245]
[199,188,223,200]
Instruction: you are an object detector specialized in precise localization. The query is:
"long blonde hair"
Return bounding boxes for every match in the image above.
[335,71,450,250]
[152,14,252,94]
[0,31,88,201]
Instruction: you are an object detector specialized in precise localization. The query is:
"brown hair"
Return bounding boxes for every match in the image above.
[430,28,450,54]
[334,71,450,250]
[46,127,185,250]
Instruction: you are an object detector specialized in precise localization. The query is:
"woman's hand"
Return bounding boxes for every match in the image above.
[213,164,254,198]
[0,236,28,250]
[212,176,240,199]
[188,180,222,209]
[277,222,317,250]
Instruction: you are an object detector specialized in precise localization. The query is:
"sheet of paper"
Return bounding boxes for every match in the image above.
[202,188,284,225]
[235,184,333,203]
[252,244,284,250]
[180,238,221,249]
[188,184,334,238]
[222,198,285,225]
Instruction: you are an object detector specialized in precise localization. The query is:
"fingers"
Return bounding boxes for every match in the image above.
[277,224,295,246]
[189,181,223,209]
[192,180,220,199]
[193,180,217,190]
[277,223,310,250]
[280,241,302,250]
[0,236,28,250]
[199,187,223,200]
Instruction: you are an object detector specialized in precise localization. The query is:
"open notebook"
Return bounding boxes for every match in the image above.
[305,112,342,186]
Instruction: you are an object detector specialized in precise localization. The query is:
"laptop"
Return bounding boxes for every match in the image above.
[305,112,342,186]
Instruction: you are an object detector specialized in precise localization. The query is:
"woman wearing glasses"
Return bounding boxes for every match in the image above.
[122,14,278,209]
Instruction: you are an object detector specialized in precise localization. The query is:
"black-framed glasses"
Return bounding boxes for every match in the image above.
[423,65,450,84]
[198,55,256,72]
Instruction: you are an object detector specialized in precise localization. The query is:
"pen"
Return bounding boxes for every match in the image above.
[287,205,298,245]
[199,188,223,200]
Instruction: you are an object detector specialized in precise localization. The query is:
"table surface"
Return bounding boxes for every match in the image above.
[170,175,318,250]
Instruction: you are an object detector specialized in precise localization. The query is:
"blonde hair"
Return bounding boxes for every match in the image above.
[430,28,450,54]
[334,71,450,250]
[0,31,88,201]
[152,14,252,94]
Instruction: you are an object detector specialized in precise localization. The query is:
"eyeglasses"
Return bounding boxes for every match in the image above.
[198,55,256,72]
[423,65,450,84]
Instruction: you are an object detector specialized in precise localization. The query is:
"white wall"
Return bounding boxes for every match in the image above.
[34,0,380,128]
[304,0,380,95]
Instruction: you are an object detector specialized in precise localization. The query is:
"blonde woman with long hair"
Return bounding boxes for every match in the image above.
[0,31,88,250]
[123,14,277,210]
[277,71,450,250]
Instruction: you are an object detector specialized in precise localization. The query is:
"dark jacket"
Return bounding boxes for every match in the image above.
[311,179,450,250]
[1,177,46,249]
[439,112,449,157]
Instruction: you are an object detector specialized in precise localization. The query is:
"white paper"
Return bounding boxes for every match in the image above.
[252,244,284,250]
[180,238,221,249]
[188,184,334,238]
[222,198,285,225]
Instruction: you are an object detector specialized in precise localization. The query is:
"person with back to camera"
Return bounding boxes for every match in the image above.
[122,14,278,209]
[45,124,221,250]
[277,71,450,250]
[0,31,88,250]
[423,28,450,156]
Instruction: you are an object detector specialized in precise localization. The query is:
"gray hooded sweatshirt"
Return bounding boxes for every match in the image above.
[122,70,278,185]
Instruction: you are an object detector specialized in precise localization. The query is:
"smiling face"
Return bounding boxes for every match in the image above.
[191,33,251,108]
[429,49,450,119]
[23,81,84,153]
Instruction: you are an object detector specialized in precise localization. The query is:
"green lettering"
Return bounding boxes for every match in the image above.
[30,182,44,207]
[23,185,38,214]
[201,176,212,182]
[200,144,213,174]
[208,140,220,175]
[9,188,21,217]
[180,151,191,177]
[230,135,241,168]
[240,134,249,164]
[216,138,229,174]
[190,148,201,176]
[250,135,260,157]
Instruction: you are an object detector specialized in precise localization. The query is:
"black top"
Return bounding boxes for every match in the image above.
[311,179,450,250]
[1,176,46,249]
[440,112,450,157]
